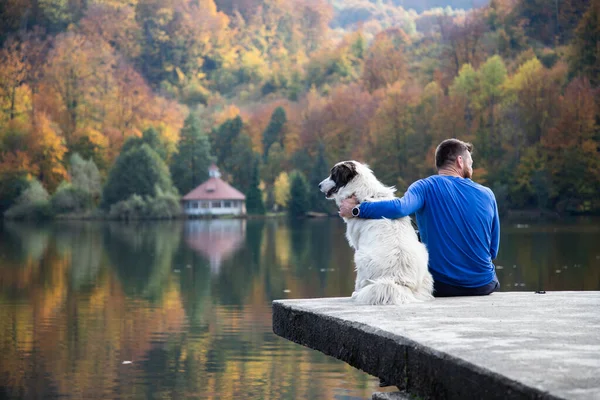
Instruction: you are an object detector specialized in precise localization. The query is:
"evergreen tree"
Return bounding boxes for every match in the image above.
[170,114,214,195]
[212,116,243,166]
[309,142,332,213]
[288,170,310,217]
[101,144,176,209]
[141,127,168,160]
[261,142,285,185]
[227,133,256,195]
[245,156,265,215]
[262,107,287,159]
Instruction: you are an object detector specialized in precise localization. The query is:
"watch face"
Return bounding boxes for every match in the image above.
[352,207,359,216]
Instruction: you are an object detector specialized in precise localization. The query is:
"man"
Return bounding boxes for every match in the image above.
[339,138,500,297]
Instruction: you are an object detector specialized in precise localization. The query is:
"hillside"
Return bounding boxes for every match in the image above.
[0,0,598,216]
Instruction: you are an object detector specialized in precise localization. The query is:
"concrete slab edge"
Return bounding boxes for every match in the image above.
[272,301,563,400]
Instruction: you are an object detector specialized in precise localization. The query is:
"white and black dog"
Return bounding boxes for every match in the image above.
[319,161,433,305]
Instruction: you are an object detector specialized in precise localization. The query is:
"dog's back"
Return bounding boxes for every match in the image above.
[346,216,433,305]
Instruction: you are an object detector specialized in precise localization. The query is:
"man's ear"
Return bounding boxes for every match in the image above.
[456,155,464,168]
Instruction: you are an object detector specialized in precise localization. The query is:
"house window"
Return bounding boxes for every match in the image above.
[223,201,232,208]
[201,202,209,208]
[192,202,198,209]
[212,201,222,208]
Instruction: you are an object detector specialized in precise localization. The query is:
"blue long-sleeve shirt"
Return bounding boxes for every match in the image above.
[358,175,500,288]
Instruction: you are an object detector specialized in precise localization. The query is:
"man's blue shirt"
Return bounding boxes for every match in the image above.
[359,175,500,288]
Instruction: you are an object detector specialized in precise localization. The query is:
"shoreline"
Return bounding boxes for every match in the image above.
[3,209,600,222]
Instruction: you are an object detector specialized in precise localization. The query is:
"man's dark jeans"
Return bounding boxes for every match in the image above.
[433,276,500,297]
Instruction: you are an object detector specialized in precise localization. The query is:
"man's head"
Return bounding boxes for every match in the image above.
[435,138,473,178]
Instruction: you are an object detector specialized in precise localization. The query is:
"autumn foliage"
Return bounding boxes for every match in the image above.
[0,0,599,215]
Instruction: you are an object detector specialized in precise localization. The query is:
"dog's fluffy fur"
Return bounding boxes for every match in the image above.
[319,161,434,305]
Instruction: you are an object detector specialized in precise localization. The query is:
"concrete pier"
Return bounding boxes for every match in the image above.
[272,292,600,400]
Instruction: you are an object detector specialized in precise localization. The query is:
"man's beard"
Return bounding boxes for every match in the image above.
[463,165,472,179]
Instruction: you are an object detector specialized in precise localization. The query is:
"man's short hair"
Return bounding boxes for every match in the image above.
[435,139,473,169]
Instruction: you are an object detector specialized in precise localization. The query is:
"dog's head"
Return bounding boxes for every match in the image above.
[319,160,396,206]
[318,160,365,205]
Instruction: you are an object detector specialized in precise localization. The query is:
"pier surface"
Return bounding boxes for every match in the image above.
[272,292,600,400]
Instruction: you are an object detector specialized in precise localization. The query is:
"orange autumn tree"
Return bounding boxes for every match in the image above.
[315,83,376,163]
[362,28,410,93]
[541,77,599,211]
[28,113,68,191]
[0,37,30,122]
[367,82,424,191]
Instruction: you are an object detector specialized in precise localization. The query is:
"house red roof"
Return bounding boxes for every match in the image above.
[182,177,246,201]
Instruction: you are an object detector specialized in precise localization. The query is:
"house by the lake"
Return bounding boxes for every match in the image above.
[182,164,246,216]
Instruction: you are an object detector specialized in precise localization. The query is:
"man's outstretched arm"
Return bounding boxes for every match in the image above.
[339,181,425,219]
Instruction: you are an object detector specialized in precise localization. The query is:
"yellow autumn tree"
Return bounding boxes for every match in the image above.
[273,171,290,208]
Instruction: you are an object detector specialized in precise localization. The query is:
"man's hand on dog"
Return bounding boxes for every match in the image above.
[339,195,359,218]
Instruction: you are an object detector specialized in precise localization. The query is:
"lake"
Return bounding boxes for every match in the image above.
[0,217,599,399]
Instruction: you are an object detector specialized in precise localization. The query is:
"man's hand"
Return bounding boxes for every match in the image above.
[339,195,359,218]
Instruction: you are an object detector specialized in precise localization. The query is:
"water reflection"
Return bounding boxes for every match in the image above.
[0,219,378,400]
[0,217,598,400]
[185,219,246,274]
[103,221,183,301]
[495,219,600,291]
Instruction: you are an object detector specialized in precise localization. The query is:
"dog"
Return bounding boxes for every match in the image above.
[319,161,433,305]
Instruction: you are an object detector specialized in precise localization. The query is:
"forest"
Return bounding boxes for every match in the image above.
[0,0,598,218]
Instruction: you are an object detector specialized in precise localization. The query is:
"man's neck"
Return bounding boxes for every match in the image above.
[438,167,463,178]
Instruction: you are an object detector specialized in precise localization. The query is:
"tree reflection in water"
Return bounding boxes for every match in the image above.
[0,217,598,399]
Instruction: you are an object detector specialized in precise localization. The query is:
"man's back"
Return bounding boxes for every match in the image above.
[341,138,500,295]
[413,175,499,288]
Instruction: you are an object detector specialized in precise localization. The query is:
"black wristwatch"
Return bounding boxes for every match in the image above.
[352,205,360,217]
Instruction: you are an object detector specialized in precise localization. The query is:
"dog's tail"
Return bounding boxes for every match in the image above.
[352,279,419,305]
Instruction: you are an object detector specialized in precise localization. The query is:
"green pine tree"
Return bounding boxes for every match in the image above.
[227,134,256,195]
[246,156,265,215]
[212,116,243,166]
[170,114,214,195]
[289,170,310,218]
[262,107,287,160]
[309,143,332,213]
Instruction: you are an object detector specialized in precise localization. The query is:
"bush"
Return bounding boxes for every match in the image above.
[108,195,147,220]
[70,153,101,200]
[4,179,53,220]
[4,202,53,220]
[0,173,30,214]
[51,181,90,214]
[108,189,182,220]
[146,189,182,219]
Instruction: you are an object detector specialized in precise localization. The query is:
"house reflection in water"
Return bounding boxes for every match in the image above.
[184,219,246,273]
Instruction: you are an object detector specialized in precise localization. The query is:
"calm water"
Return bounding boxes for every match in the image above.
[0,217,599,399]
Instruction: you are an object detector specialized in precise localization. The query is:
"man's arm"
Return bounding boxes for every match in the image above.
[356,181,426,219]
[490,196,500,260]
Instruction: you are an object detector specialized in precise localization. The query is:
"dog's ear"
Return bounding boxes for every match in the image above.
[331,161,358,187]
